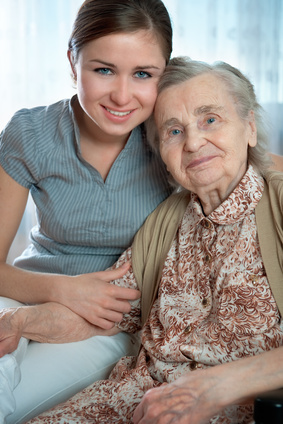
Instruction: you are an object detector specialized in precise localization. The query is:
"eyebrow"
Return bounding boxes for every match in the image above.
[159,118,181,133]
[89,59,162,70]
[194,105,224,115]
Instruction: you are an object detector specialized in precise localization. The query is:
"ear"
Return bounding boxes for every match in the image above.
[67,50,77,81]
[247,110,257,147]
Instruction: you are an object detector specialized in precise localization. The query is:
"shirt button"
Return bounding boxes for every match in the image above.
[202,219,211,229]
[249,275,259,285]
[201,298,209,307]
[204,253,212,263]
[189,361,198,370]
[184,325,192,334]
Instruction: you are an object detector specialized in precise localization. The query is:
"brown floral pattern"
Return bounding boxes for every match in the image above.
[29,166,283,424]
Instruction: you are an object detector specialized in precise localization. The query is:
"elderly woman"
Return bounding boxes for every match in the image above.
[7,57,283,423]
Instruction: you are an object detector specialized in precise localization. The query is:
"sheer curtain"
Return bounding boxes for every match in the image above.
[0,0,82,262]
[0,0,82,129]
[0,0,282,261]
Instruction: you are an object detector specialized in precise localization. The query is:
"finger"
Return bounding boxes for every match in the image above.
[96,262,131,282]
[100,298,133,314]
[0,336,20,357]
[132,402,144,424]
[88,299,133,326]
[112,286,141,301]
[89,316,119,331]
[90,263,141,300]
[99,282,140,302]
[97,308,124,324]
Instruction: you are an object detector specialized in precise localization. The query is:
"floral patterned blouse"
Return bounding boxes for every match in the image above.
[30,165,283,424]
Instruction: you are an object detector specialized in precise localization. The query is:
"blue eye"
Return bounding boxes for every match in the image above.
[135,71,151,79]
[96,68,112,75]
[171,129,181,135]
[207,117,216,124]
[162,126,183,144]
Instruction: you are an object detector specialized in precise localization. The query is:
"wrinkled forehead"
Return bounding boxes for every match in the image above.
[154,73,234,126]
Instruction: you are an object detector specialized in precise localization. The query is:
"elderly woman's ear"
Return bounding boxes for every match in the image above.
[248,111,257,148]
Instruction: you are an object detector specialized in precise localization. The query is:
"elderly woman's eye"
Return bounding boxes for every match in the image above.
[171,129,181,135]
[207,117,216,124]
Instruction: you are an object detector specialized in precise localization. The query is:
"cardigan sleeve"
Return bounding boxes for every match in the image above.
[255,170,283,317]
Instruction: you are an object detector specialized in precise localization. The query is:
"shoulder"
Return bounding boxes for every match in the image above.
[1,99,73,154]
[22,98,71,130]
[264,170,283,200]
[264,170,283,186]
[3,98,71,135]
[153,190,191,216]
[136,190,190,238]
[259,170,283,219]
[0,99,73,185]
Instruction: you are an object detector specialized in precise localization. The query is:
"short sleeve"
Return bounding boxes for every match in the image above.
[110,247,142,333]
[0,108,41,188]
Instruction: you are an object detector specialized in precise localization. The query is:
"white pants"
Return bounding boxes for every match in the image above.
[0,297,139,424]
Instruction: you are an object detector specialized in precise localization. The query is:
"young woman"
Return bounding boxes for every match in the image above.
[0,0,173,422]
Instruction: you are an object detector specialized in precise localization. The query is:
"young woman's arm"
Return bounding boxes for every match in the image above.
[0,166,140,330]
[0,166,62,303]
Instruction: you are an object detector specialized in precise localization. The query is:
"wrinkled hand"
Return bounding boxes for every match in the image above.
[0,307,22,357]
[133,370,225,424]
[59,262,141,330]
[0,302,116,358]
[132,347,283,424]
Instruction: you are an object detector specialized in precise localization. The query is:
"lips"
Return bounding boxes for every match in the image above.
[105,106,132,117]
[187,155,217,168]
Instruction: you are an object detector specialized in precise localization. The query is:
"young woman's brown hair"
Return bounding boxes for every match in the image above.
[68,0,172,65]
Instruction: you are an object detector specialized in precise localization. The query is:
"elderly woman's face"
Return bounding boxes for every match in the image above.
[155,73,257,198]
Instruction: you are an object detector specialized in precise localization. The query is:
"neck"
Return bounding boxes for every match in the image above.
[72,98,131,181]
[197,179,243,216]
[196,166,249,215]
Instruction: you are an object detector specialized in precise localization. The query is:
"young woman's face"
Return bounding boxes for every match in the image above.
[70,30,166,139]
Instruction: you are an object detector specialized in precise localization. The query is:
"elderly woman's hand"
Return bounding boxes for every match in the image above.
[132,358,258,424]
[0,307,23,357]
[0,302,120,358]
[132,369,224,424]
[133,345,283,424]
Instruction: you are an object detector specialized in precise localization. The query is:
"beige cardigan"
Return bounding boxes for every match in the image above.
[132,171,283,326]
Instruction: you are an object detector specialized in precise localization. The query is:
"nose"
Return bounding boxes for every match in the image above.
[110,76,132,106]
[183,125,207,153]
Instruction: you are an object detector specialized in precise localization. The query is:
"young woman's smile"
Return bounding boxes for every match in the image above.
[69,30,166,142]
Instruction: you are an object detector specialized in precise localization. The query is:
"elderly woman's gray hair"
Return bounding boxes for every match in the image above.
[147,56,271,175]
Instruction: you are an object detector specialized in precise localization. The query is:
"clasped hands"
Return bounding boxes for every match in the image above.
[0,262,140,357]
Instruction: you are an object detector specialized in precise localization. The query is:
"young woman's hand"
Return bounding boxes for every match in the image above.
[56,262,141,330]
